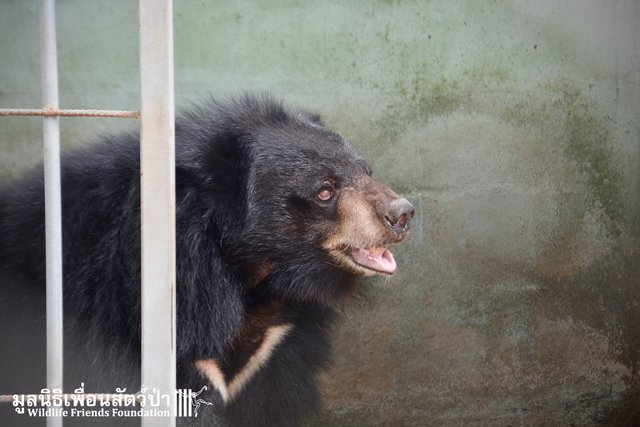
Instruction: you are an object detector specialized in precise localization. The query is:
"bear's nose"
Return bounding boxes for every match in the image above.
[384,197,415,235]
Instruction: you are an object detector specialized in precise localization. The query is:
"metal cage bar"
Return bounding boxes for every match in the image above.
[41,1,63,426]
[0,1,177,425]
[139,1,177,425]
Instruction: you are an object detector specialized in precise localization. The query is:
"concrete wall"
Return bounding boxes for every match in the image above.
[1,0,639,425]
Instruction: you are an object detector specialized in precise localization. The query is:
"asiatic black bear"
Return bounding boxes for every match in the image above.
[0,95,413,426]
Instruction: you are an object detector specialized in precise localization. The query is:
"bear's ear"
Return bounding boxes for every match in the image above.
[176,129,250,205]
[297,110,325,127]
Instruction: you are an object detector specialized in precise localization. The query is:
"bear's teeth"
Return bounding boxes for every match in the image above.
[367,246,385,256]
[350,246,397,274]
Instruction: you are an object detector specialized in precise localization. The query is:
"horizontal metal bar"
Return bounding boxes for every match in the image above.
[0,108,139,119]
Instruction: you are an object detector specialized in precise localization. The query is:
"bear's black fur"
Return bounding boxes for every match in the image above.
[0,95,413,426]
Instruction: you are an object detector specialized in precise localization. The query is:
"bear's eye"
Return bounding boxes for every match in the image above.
[317,183,335,202]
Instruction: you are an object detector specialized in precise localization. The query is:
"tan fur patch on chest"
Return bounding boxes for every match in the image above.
[195,303,292,404]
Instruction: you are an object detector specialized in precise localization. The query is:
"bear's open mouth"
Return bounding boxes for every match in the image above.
[348,245,396,275]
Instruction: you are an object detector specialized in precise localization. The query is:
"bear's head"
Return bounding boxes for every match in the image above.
[179,95,414,303]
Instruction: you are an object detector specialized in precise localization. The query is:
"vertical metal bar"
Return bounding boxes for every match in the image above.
[139,1,176,425]
[41,1,63,427]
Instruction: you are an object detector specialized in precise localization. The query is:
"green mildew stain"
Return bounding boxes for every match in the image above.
[375,60,511,146]
[562,99,621,223]
[503,80,622,223]
[461,63,510,86]
[414,77,466,119]
[390,58,513,123]
[501,81,634,376]
[393,67,464,120]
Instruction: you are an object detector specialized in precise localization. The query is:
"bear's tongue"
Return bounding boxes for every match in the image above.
[350,246,396,274]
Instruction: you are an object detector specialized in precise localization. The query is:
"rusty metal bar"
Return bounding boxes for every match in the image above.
[139,0,176,425]
[41,1,63,426]
[0,108,139,118]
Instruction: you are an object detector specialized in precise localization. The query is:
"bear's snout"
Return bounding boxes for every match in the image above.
[383,197,414,236]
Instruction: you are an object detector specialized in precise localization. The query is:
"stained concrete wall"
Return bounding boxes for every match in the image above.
[1,0,639,425]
